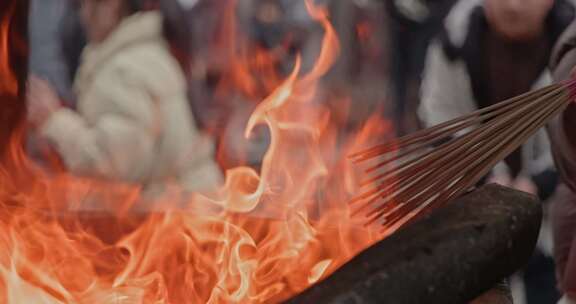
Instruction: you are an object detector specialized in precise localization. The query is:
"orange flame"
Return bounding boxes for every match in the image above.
[0,1,393,303]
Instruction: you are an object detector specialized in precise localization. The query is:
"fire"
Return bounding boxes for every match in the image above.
[0,1,393,303]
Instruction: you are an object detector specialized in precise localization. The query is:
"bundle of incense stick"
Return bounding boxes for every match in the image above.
[350,80,576,233]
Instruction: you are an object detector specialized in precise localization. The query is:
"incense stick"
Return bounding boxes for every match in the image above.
[351,81,575,231]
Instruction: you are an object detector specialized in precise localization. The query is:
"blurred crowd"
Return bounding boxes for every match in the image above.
[25,0,576,303]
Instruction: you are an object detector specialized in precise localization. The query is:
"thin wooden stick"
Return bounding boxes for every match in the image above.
[350,84,561,161]
[381,90,569,230]
[351,82,574,231]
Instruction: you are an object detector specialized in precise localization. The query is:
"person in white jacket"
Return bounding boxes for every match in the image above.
[26,0,222,198]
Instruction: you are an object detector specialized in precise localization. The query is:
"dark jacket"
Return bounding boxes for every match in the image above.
[547,20,576,297]
[549,21,576,193]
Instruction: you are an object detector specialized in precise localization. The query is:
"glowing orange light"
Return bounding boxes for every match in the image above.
[0,1,394,303]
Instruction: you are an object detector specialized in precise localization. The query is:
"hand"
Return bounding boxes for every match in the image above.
[512,176,538,195]
[26,76,61,127]
[488,173,512,188]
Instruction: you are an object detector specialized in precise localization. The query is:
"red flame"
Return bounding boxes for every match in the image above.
[0,1,394,303]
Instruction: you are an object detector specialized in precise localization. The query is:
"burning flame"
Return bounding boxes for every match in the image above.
[0,1,393,303]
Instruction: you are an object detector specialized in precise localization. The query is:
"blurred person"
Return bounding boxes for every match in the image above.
[26,0,222,199]
[386,0,456,136]
[28,0,86,164]
[60,0,87,87]
[156,0,273,170]
[419,0,573,199]
[547,19,576,304]
[237,0,334,77]
[419,0,575,303]
[29,0,75,105]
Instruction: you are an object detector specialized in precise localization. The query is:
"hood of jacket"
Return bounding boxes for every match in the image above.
[76,12,165,92]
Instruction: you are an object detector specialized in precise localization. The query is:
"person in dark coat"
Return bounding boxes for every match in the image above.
[547,19,576,304]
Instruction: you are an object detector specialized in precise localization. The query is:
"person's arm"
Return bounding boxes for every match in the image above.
[39,67,158,183]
